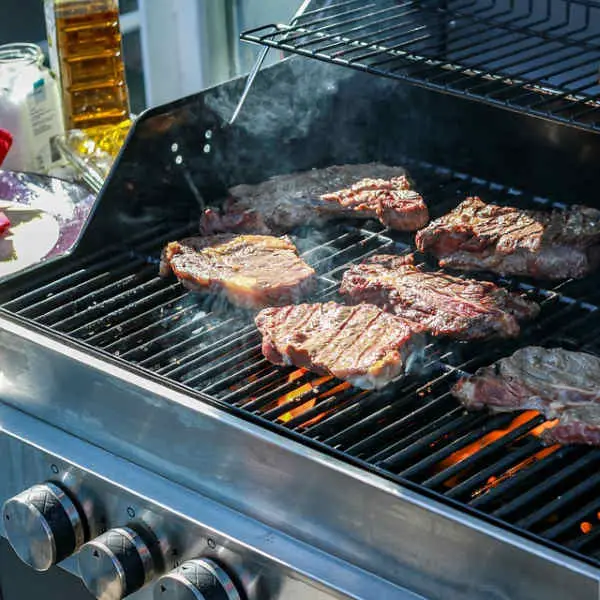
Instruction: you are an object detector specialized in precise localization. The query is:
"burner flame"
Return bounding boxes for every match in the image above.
[439,411,540,476]
[580,521,593,534]
[437,411,561,490]
[276,374,332,423]
[473,444,560,497]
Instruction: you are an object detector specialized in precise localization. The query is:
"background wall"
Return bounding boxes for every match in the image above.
[0,0,45,44]
[0,0,301,113]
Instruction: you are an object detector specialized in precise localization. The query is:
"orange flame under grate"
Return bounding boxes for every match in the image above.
[437,411,561,490]
[581,521,593,534]
[276,373,333,424]
[439,411,540,473]
[473,444,560,498]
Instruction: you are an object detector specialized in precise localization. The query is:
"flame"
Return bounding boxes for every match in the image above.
[581,521,593,534]
[438,412,562,490]
[287,369,308,383]
[530,419,559,436]
[438,411,540,475]
[472,445,560,497]
[275,378,352,426]
[276,375,332,423]
[320,381,352,398]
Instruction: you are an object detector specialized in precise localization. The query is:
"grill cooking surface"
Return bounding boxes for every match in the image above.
[3,162,600,567]
[241,0,600,132]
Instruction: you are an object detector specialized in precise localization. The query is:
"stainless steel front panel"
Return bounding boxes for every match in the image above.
[0,401,420,600]
[0,315,598,599]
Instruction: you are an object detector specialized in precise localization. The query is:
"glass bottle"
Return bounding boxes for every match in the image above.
[44,0,131,131]
[0,43,65,173]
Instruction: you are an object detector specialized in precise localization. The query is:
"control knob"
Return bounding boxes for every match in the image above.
[78,526,159,600]
[2,482,87,571]
[154,559,242,600]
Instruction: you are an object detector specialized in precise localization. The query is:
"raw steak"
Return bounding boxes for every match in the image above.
[255,301,424,390]
[339,254,539,339]
[200,163,429,235]
[452,346,600,446]
[160,234,315,309]
[415,196,600,280]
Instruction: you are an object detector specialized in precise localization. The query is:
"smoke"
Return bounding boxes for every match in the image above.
[198,55,417,191]
[206,57,355,142]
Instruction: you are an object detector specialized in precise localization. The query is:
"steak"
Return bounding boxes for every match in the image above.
[415,196,600,280]
[452,347,600,446]
[255,302,424,390]
[200,163,429,235]
[339,254,539,339]
[160,234,316,309]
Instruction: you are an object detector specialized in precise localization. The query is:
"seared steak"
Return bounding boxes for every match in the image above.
[339,254,539,339]
[415,197,600,280]
[200,163,429,235]
[255,302,424,390]
[160,234,315,309]
[453,347,600,446]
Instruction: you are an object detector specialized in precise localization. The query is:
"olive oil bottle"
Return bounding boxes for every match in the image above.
[44,0,130,131]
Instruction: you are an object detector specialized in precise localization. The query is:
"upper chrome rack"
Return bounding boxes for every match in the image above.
[240,0,600,132]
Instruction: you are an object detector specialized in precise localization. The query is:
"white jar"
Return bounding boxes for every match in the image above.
[0,43,65,173]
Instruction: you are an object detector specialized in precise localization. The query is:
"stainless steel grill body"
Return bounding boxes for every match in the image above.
[1,55,600,600]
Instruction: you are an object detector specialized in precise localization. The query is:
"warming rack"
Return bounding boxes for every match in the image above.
[240,0,600,133]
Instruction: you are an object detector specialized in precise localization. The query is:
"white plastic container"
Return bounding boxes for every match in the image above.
[0,43,65,173]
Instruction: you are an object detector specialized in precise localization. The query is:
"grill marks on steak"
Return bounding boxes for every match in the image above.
[452,347,600,446]
[255,302,424,390]
[319,175,427,231]
[200,163,429,235]
[160,234,315,309]
[339,254,539,339]
[415,197,600,280]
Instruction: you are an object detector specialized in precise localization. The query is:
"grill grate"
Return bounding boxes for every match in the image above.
[2,161,600,566]
[240,0,600,132]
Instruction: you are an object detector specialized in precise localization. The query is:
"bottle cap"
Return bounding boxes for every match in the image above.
[0,128,13,167]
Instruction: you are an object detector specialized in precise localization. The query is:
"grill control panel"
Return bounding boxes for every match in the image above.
[1,410,414,600]
[1,482,256,600]
[2,482,87,572]
[154,559,242,600]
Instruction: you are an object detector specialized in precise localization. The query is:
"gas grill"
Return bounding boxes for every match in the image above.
[2,1,600,599]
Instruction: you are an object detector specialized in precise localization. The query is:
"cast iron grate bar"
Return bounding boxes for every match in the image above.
[3,160,600,565]
[467,446,580,510]
[419,414,546,490]
[492,451,599,521]
[240,0,600,132]
[449,438,553,503]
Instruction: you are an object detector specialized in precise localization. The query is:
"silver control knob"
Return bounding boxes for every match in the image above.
[154,559,242,600]
[2,482,86,571]
[78,526,157,600]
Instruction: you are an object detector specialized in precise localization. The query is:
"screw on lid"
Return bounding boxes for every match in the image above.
[0,128,13,166]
